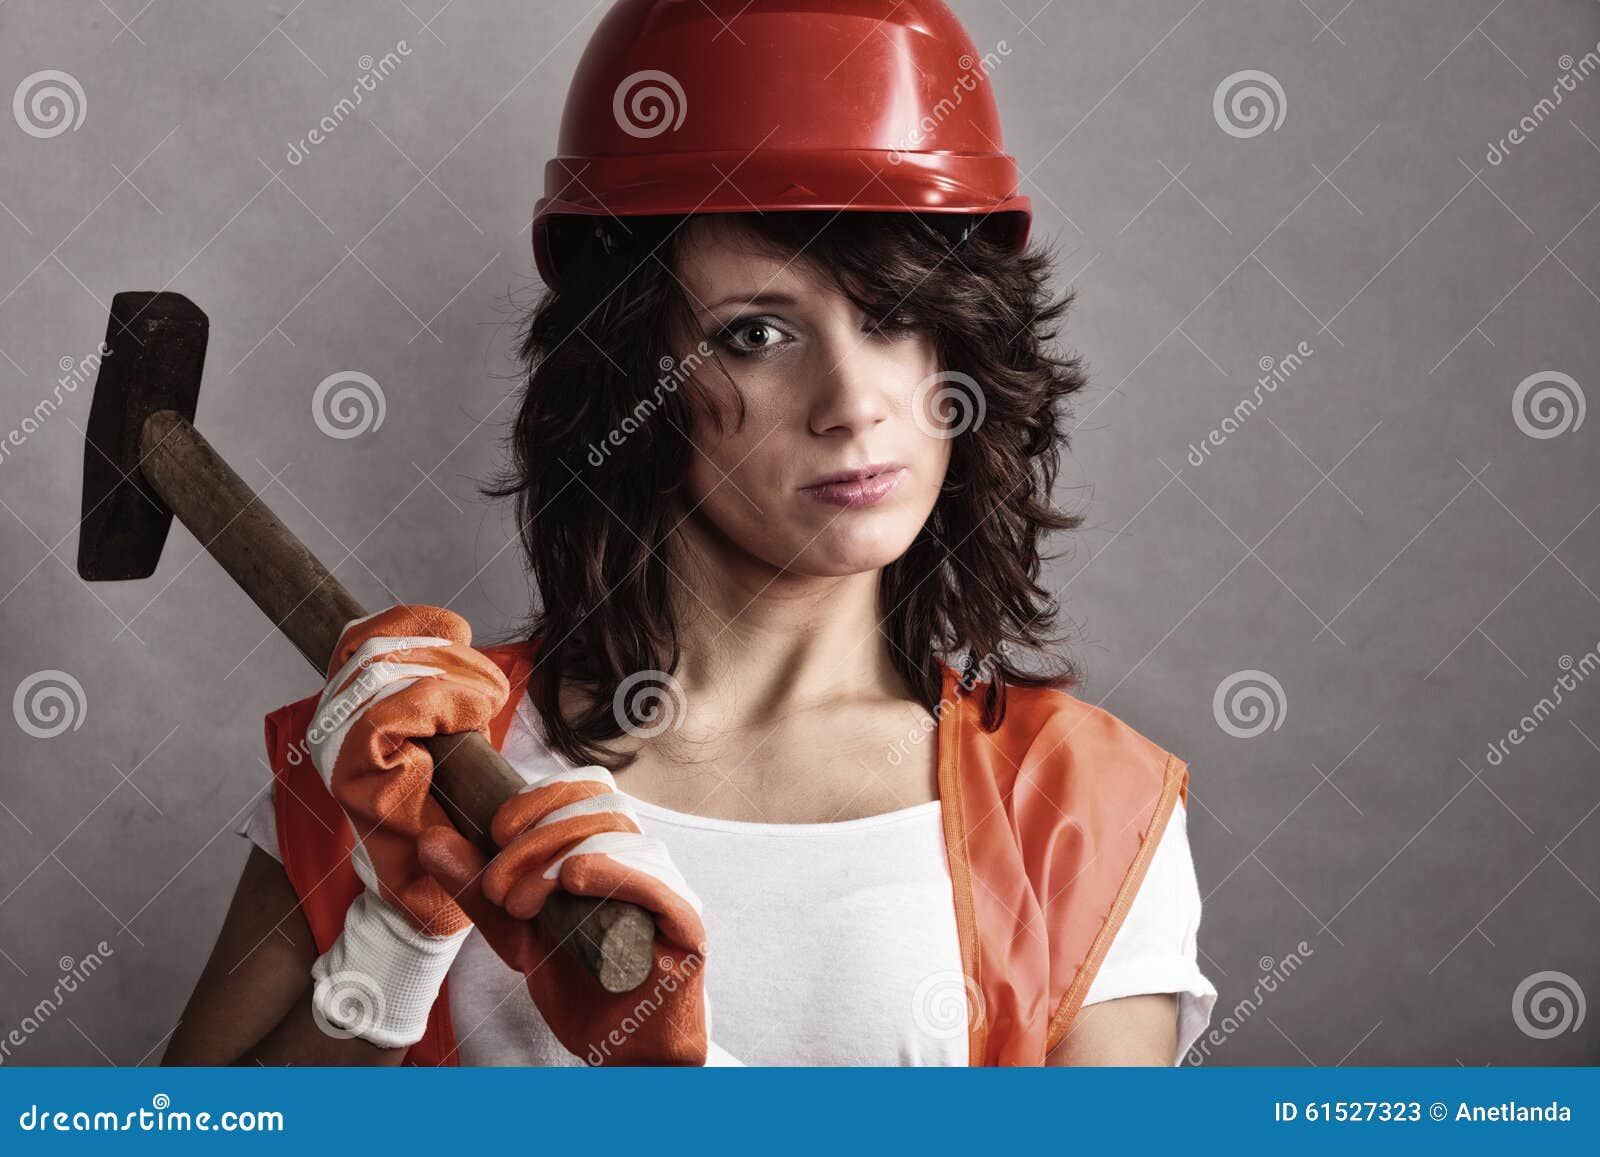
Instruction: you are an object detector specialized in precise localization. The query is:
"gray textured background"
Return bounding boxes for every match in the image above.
[2,0,1597,1066]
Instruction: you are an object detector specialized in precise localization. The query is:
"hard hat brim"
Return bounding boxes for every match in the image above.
[533,147,1032,288]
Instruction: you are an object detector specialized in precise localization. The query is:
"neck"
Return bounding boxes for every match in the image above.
[660,512,909,735]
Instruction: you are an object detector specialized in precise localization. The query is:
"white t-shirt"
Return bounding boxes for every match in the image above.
[238,690,1216,1064]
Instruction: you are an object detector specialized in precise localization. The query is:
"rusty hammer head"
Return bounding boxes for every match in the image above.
[77,291,208,581]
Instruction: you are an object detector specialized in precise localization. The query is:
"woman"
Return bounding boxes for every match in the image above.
[164,0,1215,1067]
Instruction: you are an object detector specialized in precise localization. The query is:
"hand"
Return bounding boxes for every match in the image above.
[306,889,469,1048]
[303,604,510,1045]
[418,764,712,1066]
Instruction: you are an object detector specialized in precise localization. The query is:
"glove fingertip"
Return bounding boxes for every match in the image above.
[416,826,484,890]
[501,877,549,921]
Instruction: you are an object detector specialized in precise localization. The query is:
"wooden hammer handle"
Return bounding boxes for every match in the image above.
[136,408,655,994]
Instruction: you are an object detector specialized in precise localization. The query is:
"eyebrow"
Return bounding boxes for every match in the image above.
[695,290,801,316]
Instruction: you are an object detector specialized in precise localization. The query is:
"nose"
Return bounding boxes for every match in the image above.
[807,330,891,438]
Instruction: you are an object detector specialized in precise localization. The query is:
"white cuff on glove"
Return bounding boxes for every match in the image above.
[309,889,470,1048]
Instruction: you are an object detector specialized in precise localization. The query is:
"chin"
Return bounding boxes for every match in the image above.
[779,518,924,577]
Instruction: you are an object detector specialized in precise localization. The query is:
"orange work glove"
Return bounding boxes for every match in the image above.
[417,763,713,1066]
[304,604,510,1045]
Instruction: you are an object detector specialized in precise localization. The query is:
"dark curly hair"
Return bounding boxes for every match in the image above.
[482,209,1089,772]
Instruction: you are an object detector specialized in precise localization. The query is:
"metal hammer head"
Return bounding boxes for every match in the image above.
[77,291,208,581]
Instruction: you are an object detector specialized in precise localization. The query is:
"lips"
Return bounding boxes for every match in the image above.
[800,461,906,488]
[799,463,907,510]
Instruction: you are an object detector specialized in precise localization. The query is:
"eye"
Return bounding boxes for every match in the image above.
[713,317,790,359]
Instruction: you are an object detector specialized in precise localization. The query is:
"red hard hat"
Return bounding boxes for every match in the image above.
[532,0,1033,289]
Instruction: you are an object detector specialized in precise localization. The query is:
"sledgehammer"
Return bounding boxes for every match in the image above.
[76,290,654,994]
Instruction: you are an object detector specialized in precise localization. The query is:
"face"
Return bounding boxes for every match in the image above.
[666,215,951,580]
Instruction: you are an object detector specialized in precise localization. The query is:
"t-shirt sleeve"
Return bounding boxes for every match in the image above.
[1080,799,1216,1065]
[234,781,283,865]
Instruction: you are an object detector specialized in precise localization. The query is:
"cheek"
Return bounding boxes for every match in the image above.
[921,429,953,489]
[897,377,956,490]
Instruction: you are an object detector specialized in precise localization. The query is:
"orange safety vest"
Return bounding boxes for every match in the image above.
[262,639,1188,1066]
